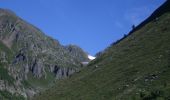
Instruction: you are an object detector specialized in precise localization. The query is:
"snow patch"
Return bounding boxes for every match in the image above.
[88,55,96,60]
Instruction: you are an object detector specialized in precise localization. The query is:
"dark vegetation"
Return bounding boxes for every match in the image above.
[0,64,15,85]
[0,90,25,100]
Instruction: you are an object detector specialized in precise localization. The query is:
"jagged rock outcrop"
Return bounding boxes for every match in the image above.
[31,59,45,78]
[0,8,89,99]
[53,65,76,79]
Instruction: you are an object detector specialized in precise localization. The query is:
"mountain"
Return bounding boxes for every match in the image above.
[0,8,89,99]
[34,1,170,100]
[65,44,89,62]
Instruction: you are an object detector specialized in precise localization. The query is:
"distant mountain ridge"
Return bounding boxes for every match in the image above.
[0,8,89,99]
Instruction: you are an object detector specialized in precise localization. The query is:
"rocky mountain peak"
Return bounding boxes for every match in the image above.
[0,8,89,99]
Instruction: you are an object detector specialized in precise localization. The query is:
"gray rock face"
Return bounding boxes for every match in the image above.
[24,64,29,79]
[13,49,27,64]
[31,59,44,78]
[0,51,7,63]
[25,89,37,99]
[53,66,76,79]
[0,8,89,99]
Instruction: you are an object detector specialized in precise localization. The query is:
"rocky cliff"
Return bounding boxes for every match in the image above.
[0,8,89,99]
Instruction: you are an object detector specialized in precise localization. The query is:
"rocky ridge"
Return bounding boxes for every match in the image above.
[0,8,89,99]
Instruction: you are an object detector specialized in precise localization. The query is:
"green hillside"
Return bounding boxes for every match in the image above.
[34,1,170,100]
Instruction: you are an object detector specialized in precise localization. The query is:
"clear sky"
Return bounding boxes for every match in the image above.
[0,0,166,55]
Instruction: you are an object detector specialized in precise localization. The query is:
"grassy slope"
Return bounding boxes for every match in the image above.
[34,2,170,100]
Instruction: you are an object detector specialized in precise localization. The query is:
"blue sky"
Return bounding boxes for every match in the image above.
[0,0,166,55]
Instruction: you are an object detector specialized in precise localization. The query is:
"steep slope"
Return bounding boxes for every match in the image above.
[34,1,170,100]
[0,8,89,99]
